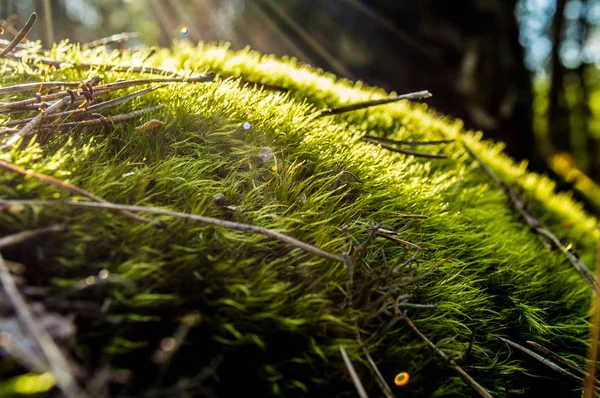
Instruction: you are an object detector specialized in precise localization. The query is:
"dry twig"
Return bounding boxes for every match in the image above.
[339,345,369,398]
[0,225,64,249]
[0,252,86,398]
[496,337,590,389]
[405,316,493,398]
[2,96,69,149]
[0,199,346,264]
[318,90,431,117]
[463,144,598,294]
[0,13,37,58]
[0,161,150,225]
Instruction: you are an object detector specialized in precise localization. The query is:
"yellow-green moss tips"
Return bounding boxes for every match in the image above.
[0,40,597,397]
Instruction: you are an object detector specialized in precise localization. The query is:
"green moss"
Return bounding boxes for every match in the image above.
[0,40,597,397]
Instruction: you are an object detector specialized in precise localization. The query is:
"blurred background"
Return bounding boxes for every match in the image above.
[1,0,600,212]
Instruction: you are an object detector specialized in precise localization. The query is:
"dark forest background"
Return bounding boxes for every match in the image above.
[2,0,600,212]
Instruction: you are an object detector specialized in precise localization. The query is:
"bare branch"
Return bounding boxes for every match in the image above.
[0,199,346,264]
[0,225,64,249]
[318,90,431,117]
[0,161,151,225]
[339,345,369,398]
[363,135,454,147]
[365,139,447,159]
[405,316,493,398]
[0,252,87,398]
[463,143,599,295]
[2,96,69,150]
[0,13,37,58]
[496,337,590,389]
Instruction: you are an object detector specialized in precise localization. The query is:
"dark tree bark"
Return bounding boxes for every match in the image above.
[241,0,537,168]
[548,0,571,154]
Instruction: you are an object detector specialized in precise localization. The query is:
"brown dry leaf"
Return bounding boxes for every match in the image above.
[135,119,165,131]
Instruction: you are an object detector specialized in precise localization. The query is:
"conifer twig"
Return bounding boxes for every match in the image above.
[318,90,431,117]
[0,199,346,264]
[0,13,37,58]
[0,161,151,225]
[405,316,493,398]
[339,345,369,398]
[0,252,87,398]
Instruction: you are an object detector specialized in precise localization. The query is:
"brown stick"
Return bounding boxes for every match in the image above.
[0,199,346,264]
[318,90,431,117]
[82,32,140,49]
[339,345,369,398]
[0,161,150,225]
[0,13,37,58]
[2,96,69,150]
[405,316,493,398]
[365,139,447,159]
[362,135,454,147]
[0,252,87,398]
[0,225,64,249]
[4,86,163,127]
[463,143,599,295]
[32,105,164,131]
[496,337,592,390]
[0,76,213,111]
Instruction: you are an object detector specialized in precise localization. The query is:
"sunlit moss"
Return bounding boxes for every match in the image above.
[0,40,598,397]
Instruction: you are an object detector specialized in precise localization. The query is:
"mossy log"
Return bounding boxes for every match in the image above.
[0,40,598,397]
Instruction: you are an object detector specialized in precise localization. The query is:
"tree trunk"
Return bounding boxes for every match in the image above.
[242,0,537,167]
[548,0,570,154]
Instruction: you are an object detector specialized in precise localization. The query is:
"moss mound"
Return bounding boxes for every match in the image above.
[0,41,598,397]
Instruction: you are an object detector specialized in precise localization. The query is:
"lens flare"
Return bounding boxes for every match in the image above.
[394,372,410,387]
[180,26,189,35]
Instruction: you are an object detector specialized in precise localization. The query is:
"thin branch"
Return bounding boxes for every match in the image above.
[0,76,213,111]
[0,225,64,249]
[0,13,37,58]
[0,161,151,225]
[4,86,163,127]
[496,337,591,390]
[32,105,164,132]
[318,90,431,117]
[363,135,454,147]
[2,96,69,150]
[376,232,422,251]
[353,327,395,398]
[338,345,369,398]
[365,139,447,159]
[388,212,428,220]
[0,199,346,264]
[526,341,600,386]
[405,316,493,398]
[82,32,140,49]
[463,143,599,294]
[0,81,82,96]
[0,252,87,398]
